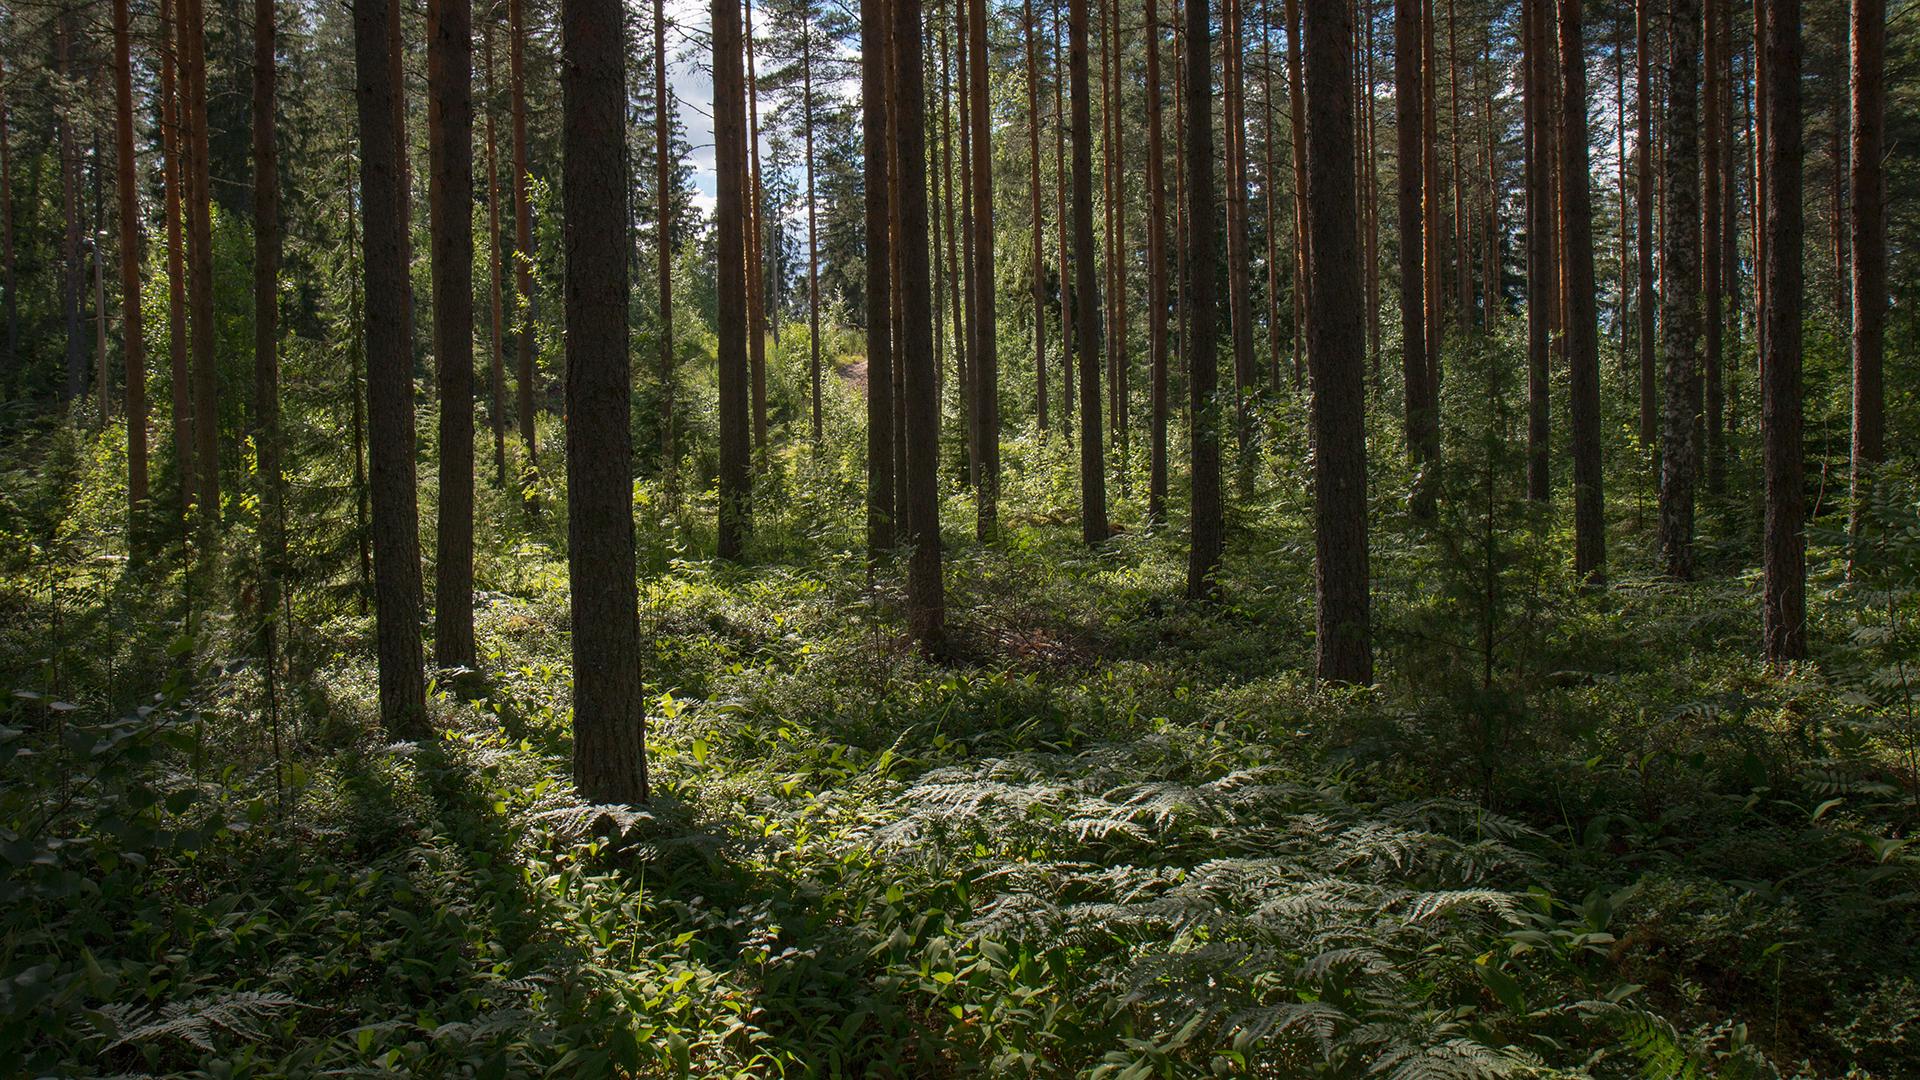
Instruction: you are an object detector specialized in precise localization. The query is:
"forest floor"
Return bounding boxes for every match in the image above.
[5,395,1920,1078]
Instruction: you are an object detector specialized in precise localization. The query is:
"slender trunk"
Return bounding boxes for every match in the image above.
[1760,0,1803,662]
[113,0,149,522]
[182,0,219,521]
[1397,0,1436,518]
[896,0,944,651]
[1421,0,1441,377]
[716,0,752,560]
[1225,0,1257,498]
[1070,0,1108,545]
[429,0,475,666]
[1704,0,1725,494]
[968,0,996,534]
[349,197,371,614]
[864,0,896,555]
[1659,0,1700,580]
[252,0,287,679]
[1107,0,1128,493]
[1054,0,1075,439]
[1634,0,1656,452]
[1286,0,1308,387]
[1146,0,1168,522]
[1522,0,1551,499]
[1847,0,1884,541]
[483,11,509,488]
[0,56,13,389]
[1363,0,1381,374]
[1305,0,1371,683]
[1448,0,1467,332]
[353,0,428,734]
[1615,24,1627,362]
[58,15,85,405]
[509,0,538,475]
[1262,1,1282,390]
[746,3,769,452]
[94,146,110,425]
[803,16,823,445]
[1027,0,1048,433]
[1559,0,1606,584]
[957,6,978,486]
[1182,0,1220,592]
[160,0,191,520]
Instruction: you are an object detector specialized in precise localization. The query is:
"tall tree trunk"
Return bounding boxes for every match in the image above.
[1635,0,1656,452]
[509,0,538,478]
[353,0,428,735]
[1760,0,1803,662]
[896,0,944,651]
[1522,0,1552,500]
[57,15,85,406]
[864,0,895,556]
[160,0,193,522]
[1659,0,1700,580]
[1261,0,1282,390]
[1396,0,1437,518]
[1071,0,1108,546]
[1447,0,1467,332]
[1286,0,1308,387]
[655,0,676,485]
[1027,0,1049,433]
[429,0,475,667]
[183,0,219,521]
[1558,0,1606,584]
[0,56,13,390]
[1145,0,1168,523]
[1614,23,1627,361]
[1704,0,1725,494]
[1107,0,1128,493]
[561,0,646,802]
[890,25,910,525]
[94,146,110,425]
[967,0,996,537]
[1224,0,1256,498]
[1829,55,1846,323]
[483,11,509,488]
[716,0,752,560]
[1363,0,1381,375]
[1847,0,1883,542]
[746,3,769,453]
[1304,0,1371,684]
[114,0,149,524]
[956,6,978,487]
[1054,0,1075,441]
[253,0,286,695]
[1420,0,1440,377]
[803,15,823,445]
[1182,0,1221,593]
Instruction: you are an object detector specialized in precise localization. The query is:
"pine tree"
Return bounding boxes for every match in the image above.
[1558,0,1606,584]
[1847,0,1884,543]
[1760,0,1804,662]
[430,0,476,666]
[1070,0,1107,547]
[1658,0,1700,581]
[112,0,148,527]
[1184,0,1221,592]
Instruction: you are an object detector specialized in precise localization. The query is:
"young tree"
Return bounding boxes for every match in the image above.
[1658,0,1700,580]
[429,0,476,667]
[863,0,894,557]
[1223,0,1256,499]
[57,13,84,405]
[252,0,286,702]
[1304,0,1371,684]
[1847,0,1883,542]
[1027,0,1048,435]
[112,0,148,527]
[183,0,218,522]
[896,0,944,650]
[160,0,193,523]
[353,0,428,734]
[716,0,753,561]
[745,4,768,452]
[1070,0,1107,547]
[1396,0,1436,519]
[656,0,677,484]
[561,0,648,802]
[1183,0,1221,593]
[1634,0,1655,453]
[1558,0,1605,584]
[1760,0,1804,662]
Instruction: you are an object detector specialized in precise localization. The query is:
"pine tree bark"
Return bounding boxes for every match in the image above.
[803,14,823,445]
[429,0,475,667]
[1635,0,1656,452]
[1523,0,1552,500]
[560,0,647,802]
[968,0,997,537]
[1182,0,1221,592]
[746,3,769,453]
[1055,0,1075,440]
[896,0,944,651]
[1224,0,1257,498]
[1027,0,1049,433]
[482,12,509,489]
[113,0,150,523]
[1658,0,1700,580]
[353,0,428,735]
[1760,0,1804,662]
[1559,0,1606,584]
[1071,0,1108,546]
[1145,0,1168,524]
[1847,0,1883,541]
[1704,0,1725,494]
[1396,0,1437,518]
[0,57,13,389]
[182,0,219,521]
[716,0,752,560]
[160,0,193,522]
[509,0,538,477]
[57,14,85,406]
[864,0,896,556]
[253,0,286,673]
[1285,0,1307,387]
[1304,0,1371,684]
